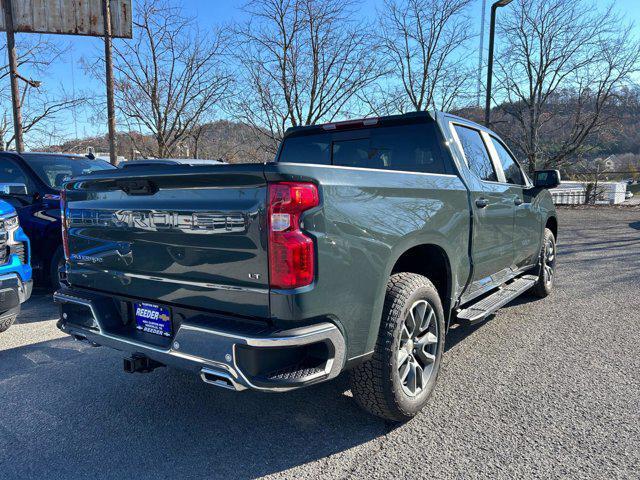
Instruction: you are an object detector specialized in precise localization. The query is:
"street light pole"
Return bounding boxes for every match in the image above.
[484,0,513,127]
[477,0,487,107]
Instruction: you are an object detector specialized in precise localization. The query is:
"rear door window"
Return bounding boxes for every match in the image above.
[279,123,449,174]
[453,125,498,182]
[490,137,526,186]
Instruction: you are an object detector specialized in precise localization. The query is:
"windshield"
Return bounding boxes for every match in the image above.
[26,155,116,189]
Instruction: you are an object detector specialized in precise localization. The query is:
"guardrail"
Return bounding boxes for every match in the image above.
[551,191,587,205]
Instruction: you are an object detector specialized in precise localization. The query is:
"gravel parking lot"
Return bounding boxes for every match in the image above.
[1,208,638,479]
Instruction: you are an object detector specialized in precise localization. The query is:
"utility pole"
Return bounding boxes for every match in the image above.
[484,0,513,126]
[102,0,117,165]
[3,0,24,152]
[477,0,487,108]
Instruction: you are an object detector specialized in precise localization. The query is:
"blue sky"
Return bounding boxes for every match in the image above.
[6,0,640,142]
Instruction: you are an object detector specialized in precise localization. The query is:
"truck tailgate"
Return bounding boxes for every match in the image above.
[63,164,269,319]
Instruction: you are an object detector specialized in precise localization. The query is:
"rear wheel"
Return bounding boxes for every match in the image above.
[0,313,16,333]
[49,246,65,291]
[350,273,445,422]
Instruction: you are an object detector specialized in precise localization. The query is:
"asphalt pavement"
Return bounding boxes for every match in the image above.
[0,207,638,479]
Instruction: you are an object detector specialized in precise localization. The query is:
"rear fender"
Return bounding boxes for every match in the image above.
[363,233,459,355]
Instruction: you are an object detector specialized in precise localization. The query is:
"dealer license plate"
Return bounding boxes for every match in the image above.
[134,302,172,337]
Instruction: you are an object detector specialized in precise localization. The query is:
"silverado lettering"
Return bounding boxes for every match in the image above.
[67,209,247,233]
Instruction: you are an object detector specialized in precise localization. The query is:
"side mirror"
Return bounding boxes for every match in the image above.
[533,170,561,189]
[0,183,28,195]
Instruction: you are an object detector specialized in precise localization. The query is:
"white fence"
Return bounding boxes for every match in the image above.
[550,181,627,205]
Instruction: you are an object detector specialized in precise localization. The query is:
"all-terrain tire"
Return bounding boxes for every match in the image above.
[0,314,16,333]
[531,228,557,298]
[349,273,445,422]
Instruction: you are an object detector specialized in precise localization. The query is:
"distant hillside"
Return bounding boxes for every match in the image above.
[45,88,640,178]
[454,87,640,180]
[46,120,271,164]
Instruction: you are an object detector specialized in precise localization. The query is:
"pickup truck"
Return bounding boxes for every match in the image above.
[0,151,116,290]
[55,111,559,421]
[0,199,32,332]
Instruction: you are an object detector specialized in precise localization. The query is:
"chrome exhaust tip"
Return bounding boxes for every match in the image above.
[200,367,245,391]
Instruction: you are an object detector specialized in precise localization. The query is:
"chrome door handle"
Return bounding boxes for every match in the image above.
[475,198,489,208]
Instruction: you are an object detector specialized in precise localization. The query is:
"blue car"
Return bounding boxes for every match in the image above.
[0,199,32,332]
[0,152,116,289]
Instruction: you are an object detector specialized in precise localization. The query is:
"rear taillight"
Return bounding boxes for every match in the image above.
[268,182,319,289]
[60,189,70,260]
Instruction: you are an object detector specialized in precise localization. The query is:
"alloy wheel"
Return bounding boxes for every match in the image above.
[544,238,556,287]
[397,300,439,397]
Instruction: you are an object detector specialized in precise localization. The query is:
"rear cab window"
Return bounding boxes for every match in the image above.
[277,122,453,175]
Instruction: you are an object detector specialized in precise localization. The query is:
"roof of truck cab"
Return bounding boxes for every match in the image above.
[13,151,87,159]
[121,159,225,168]
[281,111,495,138]
[0,151,94,162]
[283,111,437,138]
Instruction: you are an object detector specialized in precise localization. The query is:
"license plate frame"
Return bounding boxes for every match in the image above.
[134,302,172,337]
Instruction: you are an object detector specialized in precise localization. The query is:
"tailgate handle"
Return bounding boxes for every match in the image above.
[117,179,158,196]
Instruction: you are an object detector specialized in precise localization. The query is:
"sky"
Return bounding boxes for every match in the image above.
[5,0,640,144]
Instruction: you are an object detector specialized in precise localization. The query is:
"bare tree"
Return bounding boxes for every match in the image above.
[109,0,231,158]
[492,0,640,175]
[232,0,385,153]
[184,120,271,164]
[378,0,473,113]
[0,89,85,150]
[0,37,84,150]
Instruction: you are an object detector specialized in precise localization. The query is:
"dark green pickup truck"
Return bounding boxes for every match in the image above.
[55,111,559,421]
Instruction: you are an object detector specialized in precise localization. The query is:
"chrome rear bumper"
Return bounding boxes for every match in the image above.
[54,288,346,392]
